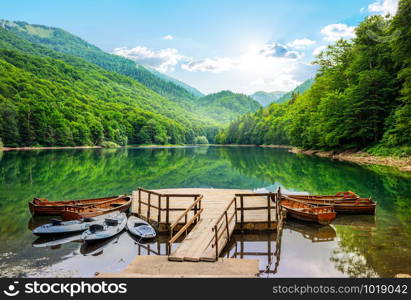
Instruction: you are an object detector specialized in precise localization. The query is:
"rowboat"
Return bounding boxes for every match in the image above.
[29,195,124,216]
[32,217,102,236]
[127,216,156,240]
[286,191,360,201]
[283,195,376,214]
[82,213,127,242]
[280,197,336,225]
[60,196,131,220]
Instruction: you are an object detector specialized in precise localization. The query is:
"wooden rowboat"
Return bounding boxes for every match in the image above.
[280,197,336,225]
[286,191,360,201]
[61,196,131,220]
[284,195,376,215]
[29,195,123,216]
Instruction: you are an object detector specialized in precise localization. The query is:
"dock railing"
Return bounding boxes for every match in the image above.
[136,188,202,228]
[168,195,204,253]
[210,197,237,260]
[209,191,282,261]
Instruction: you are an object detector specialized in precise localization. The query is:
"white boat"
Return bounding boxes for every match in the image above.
[126,216,156,239]
[32,217,103,236]
[82,213,127,242]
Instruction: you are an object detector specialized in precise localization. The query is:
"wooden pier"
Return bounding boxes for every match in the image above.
[97,188,285,278]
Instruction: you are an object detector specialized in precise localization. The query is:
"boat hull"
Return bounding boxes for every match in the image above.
[284,196,376,215]
[28,195,122,216]
[127,216,157,239]
[82,213,127,242]
[61,197,131,220]
[280,198,337,225]
[285,209,337,225]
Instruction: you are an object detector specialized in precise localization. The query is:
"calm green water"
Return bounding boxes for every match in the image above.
[0,146,410,277]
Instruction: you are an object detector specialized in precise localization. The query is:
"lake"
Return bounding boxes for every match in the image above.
[0,146,410,277]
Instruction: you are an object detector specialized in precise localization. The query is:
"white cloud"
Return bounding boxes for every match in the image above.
[113,46,184,72]
[259,42,303,59]
[113,40,316,93]
[182,57,239,73]
[312,45,327,56]
[163,35,174,40]
[320,23,356,41]
[287,38,316,49]
[182,42,304,73]
[368,0,398,16]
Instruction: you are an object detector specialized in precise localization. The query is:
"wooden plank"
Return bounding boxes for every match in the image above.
[96,256,259,278]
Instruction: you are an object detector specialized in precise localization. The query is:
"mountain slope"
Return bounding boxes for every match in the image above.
[0,28,217,146]
[143,65,204,98]
[250,91,286,106]
[197,91,261,124]
[0,20,201,105]
[275,79,314,104]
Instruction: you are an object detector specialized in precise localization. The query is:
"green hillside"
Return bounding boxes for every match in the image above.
[217,1,411,156]
[250,91,286,106]
[275,79,314,104]
[0,28,217,147]
[143,65,204,98]
[197,91,261,124]
[0,20,200,105]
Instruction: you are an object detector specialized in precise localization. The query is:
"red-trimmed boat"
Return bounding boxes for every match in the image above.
[280,197,336,225]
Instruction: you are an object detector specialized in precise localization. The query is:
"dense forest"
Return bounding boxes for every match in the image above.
[0,27,220,147]
[0,21,264,147]
[217,0,411,156]
[196,90,261,123]
[0,20,201,106]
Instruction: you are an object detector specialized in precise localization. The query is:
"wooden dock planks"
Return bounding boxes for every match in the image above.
[96,256,260,278]
[132,188,278,263]
[95,188,281,278]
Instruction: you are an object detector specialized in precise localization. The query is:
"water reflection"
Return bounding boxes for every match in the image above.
[0,146,410,277]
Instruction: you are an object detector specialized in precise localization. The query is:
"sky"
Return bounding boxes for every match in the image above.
[0,0,399,94]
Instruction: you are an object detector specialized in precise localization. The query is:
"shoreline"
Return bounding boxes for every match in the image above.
[1,144,410,172]
[1,146,102,151]
[290,147,411,172]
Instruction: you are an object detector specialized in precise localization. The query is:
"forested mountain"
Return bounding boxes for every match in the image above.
[143,65,204,98]
[0,27,217,147]
[275,79,314,104]
[217,0,411,156]
[196,91,261,124]
[0,20,200,105]
[250,91,286,106]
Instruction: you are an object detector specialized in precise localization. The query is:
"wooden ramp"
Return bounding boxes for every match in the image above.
[96,256,259,278]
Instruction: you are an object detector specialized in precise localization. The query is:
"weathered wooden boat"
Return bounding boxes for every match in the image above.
[286,191,360,201]
[28,195,124,216]
[32,217,103,236]
[82,213,127,242]
[280,197,336,225]
[60,196,132,220]
[127,216,156,240]
[284,195,376,214]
